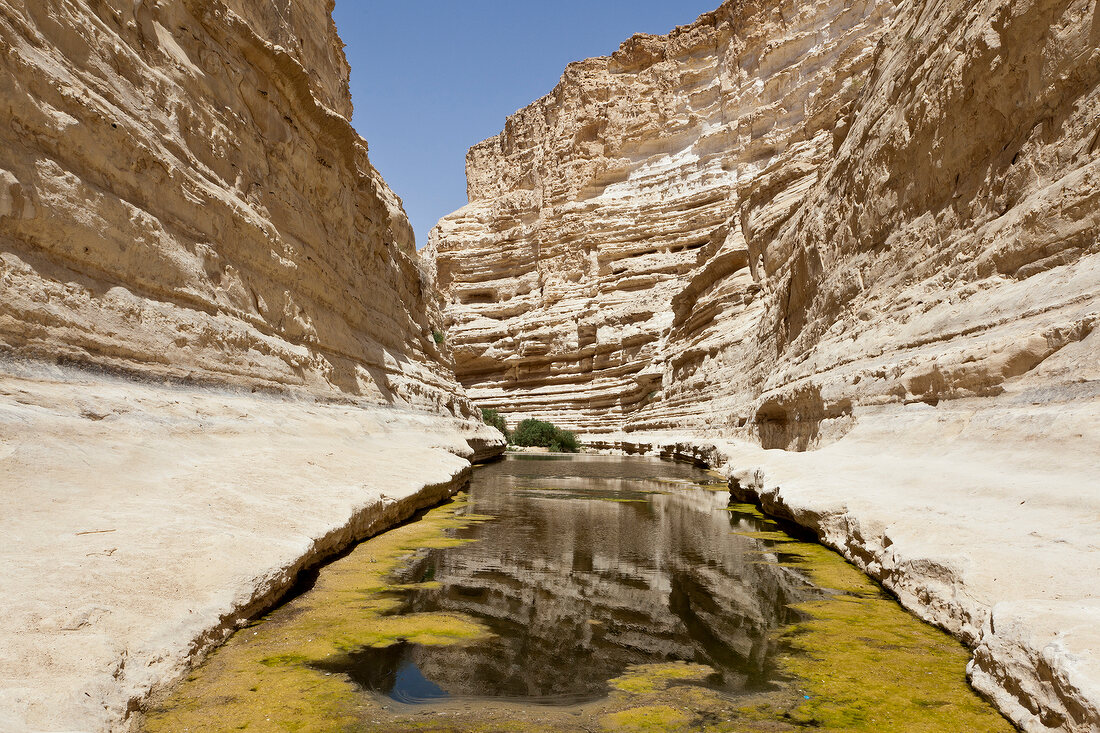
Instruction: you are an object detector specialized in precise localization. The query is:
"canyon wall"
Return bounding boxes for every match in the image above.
[428,1,1100,730]
[428,0,1099,441]
[0,0,468,415]
[0,3,503,731]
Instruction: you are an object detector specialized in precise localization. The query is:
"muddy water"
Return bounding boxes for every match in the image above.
[143,455,1014,732]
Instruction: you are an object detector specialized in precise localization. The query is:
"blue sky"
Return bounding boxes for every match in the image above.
[332,1,719,246]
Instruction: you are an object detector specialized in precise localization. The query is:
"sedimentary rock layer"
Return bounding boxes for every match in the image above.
[0,361,492,733]
[0,0,465,414]
[428,0,1100,440]
[0,3,504,731]
[428,0,1100,730]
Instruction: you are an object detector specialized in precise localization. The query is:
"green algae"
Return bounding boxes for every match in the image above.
[731,529,800,542]
[720,505,1014,732]
[769,543,1015,732]
[142,496,493,733]
[142,469,1016,733]
[769,541,882,597]
[609,662,716,694]
[601,704,693,732]
[336,611,488,649]
[725,502,766,516]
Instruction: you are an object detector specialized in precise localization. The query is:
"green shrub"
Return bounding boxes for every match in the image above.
[431,329,445,344]
[511,418,580,453]
[511,418,553,447]
[480,408,508,439]
[549,429,579,453]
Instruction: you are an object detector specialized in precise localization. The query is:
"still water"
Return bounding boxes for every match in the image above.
[144,455,1014,732]
[321,455,811,705]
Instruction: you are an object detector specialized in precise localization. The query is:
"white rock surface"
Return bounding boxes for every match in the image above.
[0,361,497,732]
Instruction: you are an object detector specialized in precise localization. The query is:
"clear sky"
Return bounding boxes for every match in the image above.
[331,1,720,246]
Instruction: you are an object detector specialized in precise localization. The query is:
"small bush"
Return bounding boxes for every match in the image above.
[549,429,579,453]
[511,418,580,453]
[480,408,508,439]
[431,329,445,344]
[511,418,555,447]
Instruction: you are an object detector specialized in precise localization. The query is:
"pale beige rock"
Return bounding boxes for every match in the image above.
[0,0,464,415]
[0,361,497,732]
[429,0,903,431]
[0,2,502,731]
[428,0,1099,439]
[427,0,1100,730]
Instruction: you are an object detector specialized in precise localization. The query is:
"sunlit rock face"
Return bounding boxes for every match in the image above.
[426,0,1100,438]
[0,0,469,415]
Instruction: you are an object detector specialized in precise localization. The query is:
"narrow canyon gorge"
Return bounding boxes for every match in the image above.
[0,0,1098,732]
[427,0,1100,730]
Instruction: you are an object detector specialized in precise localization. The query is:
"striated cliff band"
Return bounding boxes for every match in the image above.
[0,1,499,731]
[429,0,1098,438]
[427,0,1100,731]
[0,0,469,412]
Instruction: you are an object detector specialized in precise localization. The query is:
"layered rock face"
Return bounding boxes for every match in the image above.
[0,0,465,414]
[429,3,1100,729]
[428,0,1099,441]
[0,3,503,731]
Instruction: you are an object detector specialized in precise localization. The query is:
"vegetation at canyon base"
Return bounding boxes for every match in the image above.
[480,408,509,439]
[511,417,580,452]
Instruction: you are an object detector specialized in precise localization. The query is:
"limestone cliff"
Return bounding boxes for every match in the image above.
[428,0,1099,441]
[428,1,1100,730]
[0,0,466,415]
[0,3,501,731]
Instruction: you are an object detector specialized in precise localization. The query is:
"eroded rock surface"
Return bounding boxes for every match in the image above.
[428,0,1099,441]
[428,1,1100,730]
[0,2,501,731]
[0,361,489,733]
[0,0,465,413]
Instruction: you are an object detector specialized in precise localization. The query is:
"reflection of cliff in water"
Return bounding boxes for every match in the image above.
[321,455,822,704]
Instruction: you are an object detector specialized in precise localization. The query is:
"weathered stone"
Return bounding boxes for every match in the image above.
[427,1,1100,731]
[0,0,466,415]
[0,2,501,731]
[0,361,492,733]
[428,0,1099,441]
